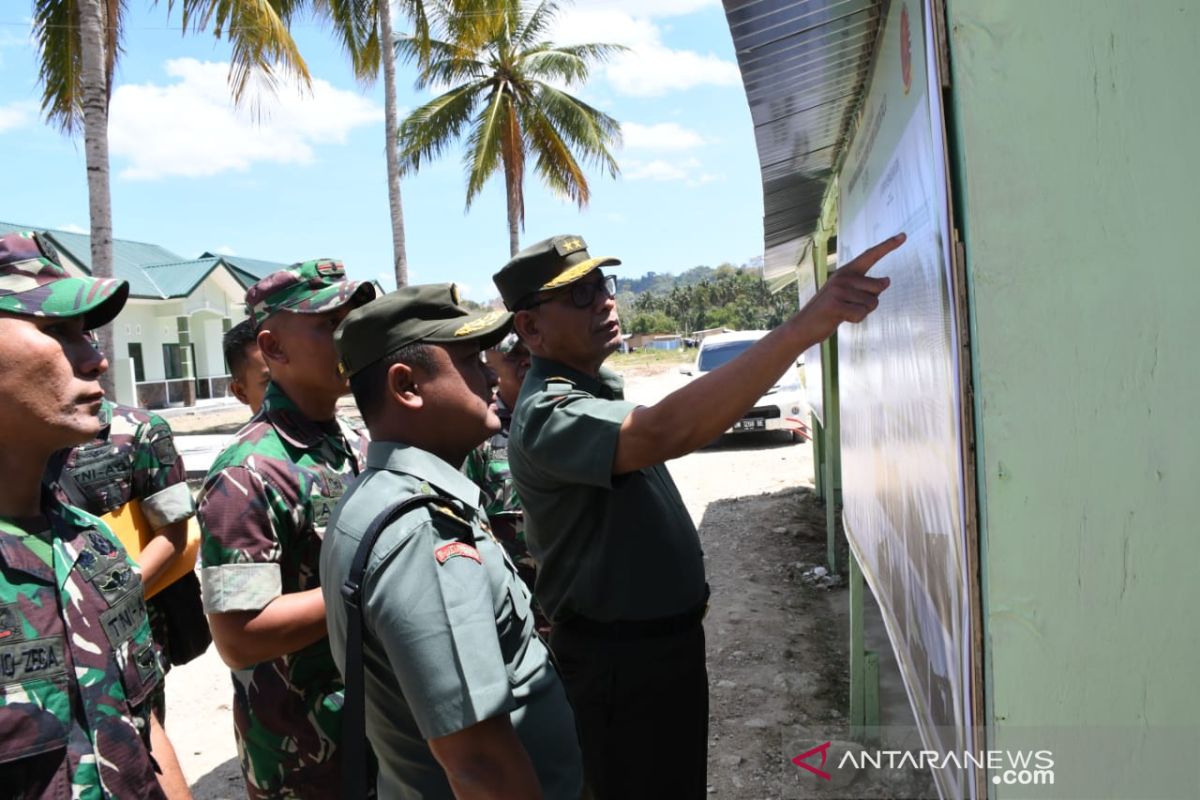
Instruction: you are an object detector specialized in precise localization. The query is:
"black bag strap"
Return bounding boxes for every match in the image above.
[341,493,448,800]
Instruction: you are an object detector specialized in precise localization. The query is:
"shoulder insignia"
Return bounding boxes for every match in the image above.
[434,541,482,565]
[544,377,574,396]
[431,503,472,528]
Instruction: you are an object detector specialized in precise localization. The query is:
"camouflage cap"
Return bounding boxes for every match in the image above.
[246,258,376,327]
[335,283,512,378]
[0,231,129,329]
[492,234,621,310]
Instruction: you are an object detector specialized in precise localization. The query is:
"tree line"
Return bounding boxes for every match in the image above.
[617,261,798,336]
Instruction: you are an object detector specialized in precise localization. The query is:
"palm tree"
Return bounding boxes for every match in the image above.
[32,0,310,392]
[318,0,439,287]
[396,0,623,256]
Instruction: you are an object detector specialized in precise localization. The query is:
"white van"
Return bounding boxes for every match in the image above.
[681,330,809,440]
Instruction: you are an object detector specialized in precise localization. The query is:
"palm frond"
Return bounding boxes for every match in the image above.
[312,0,380,82]
[522,102,589,206]
[527,82,620,177]
[105,0,127,100]
[515,0,559,50]
[463,86,510,208]
[396,81,487,174]
[34,0,83,133]
[165,0,312,105]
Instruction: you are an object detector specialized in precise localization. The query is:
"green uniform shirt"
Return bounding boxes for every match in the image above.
[321,441,582,800]
[508,357,707,622]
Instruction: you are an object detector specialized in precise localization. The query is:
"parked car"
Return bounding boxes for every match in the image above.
[680,330,809,440]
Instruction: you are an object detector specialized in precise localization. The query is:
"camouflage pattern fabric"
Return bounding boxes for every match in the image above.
[245,259,374,327]
[464,397,550,635]
[0,502,165,799]
[46,399,197,720]
[197,382,368,799]
[0,231,128,328]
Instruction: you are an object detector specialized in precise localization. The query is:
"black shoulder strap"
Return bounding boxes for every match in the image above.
[341,493,447,800]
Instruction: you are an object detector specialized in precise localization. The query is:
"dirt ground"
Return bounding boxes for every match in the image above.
[164,365,935,799]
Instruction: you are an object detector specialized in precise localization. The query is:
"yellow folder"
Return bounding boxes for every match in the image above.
[99,500,201,600]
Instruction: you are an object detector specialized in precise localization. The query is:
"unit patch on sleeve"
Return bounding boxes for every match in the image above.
[434,542,482,565]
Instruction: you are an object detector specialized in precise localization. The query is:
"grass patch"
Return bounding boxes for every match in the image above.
[608,348,694,370]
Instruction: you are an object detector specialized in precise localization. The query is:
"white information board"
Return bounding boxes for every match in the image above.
[836,2,976,797]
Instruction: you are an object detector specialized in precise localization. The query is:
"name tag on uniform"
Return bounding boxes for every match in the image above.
[0,636,67,683]
[100,591,148,649]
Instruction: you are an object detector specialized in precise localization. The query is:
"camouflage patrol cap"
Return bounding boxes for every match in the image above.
[335,283,512,378]
[246,258,375,327]
[0,231,129,329]
[493,234,621,310]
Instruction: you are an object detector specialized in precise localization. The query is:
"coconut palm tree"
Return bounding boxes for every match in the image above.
[319,0,439,287]
[396,0,623,256]
[32,0,310,392]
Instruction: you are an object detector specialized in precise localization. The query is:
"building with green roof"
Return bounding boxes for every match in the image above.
[0,221,285,408]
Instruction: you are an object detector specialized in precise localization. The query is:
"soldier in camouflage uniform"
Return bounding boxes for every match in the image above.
[463,333,550,634]
[0,230,167,798]
[46,397,199,797]
[197,259,375,799]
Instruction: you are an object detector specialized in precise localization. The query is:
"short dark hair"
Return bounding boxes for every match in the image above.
[350,342,438,424]
[223,319,259,376]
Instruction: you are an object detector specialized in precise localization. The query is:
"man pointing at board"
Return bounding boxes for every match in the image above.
[494,231,905,798]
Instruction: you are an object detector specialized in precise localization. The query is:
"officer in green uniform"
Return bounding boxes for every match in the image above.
[197,259,375,798]
[494,232,905,798]
[0,230,167,798]
[322,285,583,799]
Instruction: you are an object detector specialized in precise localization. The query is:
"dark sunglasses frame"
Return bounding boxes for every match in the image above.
[520,273,617,311]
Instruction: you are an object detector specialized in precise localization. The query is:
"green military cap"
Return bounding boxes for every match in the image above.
[246,258,376,327]
[0,230,129,329]
[335,283,513,378]
[492,234,621,310]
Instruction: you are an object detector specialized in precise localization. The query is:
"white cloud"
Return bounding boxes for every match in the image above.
[214,244,237,256]
[108,58,382,180]
[623,157,722,186]
[552,8,740,98]
[622,121,705,150]
[58,223,87,234]
[0,101,36,133]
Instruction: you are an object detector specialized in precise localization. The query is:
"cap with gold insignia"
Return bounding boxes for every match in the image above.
[245,258,376,327]
[0,230,129,329]
[492,234,621,310]
[334,283,513,378]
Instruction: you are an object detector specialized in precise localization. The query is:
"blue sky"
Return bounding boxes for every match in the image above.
[0,1,765,301]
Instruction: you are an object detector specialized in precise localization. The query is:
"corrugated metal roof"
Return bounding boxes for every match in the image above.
[204,253,287,283]
[140,258,225,298]
[723,0,883,280]
[0,221,286,299]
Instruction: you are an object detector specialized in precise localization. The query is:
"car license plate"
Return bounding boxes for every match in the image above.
[733,418,766,431]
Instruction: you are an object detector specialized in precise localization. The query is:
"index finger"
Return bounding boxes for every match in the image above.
[840,232,906,276]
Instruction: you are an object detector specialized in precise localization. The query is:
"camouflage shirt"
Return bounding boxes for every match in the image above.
[44,399,196,716]
[46,399,194,527]
[0,500,164,800]
[197,382,367,798]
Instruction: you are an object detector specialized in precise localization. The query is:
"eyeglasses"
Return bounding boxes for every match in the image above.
[523,274,617,311]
